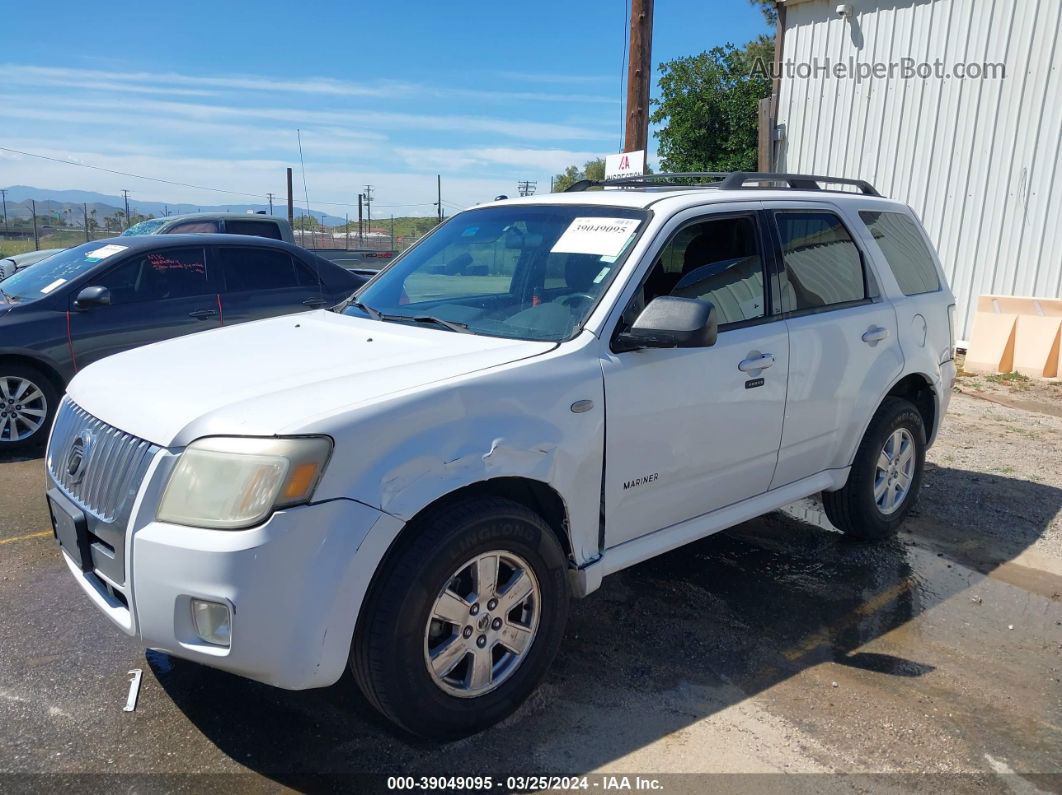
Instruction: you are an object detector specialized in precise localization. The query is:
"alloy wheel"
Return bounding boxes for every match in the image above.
[0,376,48,443]
[424,550,540,698]
[874,427,915,515]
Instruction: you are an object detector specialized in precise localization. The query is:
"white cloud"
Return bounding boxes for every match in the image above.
[395,146,601,172]
[1,65,615,104]
[1,93,611,143]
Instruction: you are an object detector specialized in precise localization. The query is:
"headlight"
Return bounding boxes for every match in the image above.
[157,436,332,529]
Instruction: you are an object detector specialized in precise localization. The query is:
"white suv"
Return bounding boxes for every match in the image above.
[45,173,956,739]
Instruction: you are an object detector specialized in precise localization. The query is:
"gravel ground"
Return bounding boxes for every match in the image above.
[927,359,1062,562]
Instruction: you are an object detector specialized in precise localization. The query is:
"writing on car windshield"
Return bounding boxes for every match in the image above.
[347,205,646,341]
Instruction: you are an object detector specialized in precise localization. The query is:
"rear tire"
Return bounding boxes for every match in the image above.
[350,496,570,739]
[823,396,926,541]
[0,364,59,452]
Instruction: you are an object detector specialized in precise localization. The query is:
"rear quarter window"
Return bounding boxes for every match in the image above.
[224,220,284,240]
[859,211,941,296]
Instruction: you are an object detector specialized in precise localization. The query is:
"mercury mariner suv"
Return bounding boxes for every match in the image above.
[45,172,956,739]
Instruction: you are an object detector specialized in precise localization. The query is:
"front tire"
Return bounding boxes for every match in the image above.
[822,396,926,540]
[0,364,58,452]
[350,496,570,739]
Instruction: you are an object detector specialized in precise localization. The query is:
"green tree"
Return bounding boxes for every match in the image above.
[749,0,777,26]
[551,157,606,192]
[650,39,772,173]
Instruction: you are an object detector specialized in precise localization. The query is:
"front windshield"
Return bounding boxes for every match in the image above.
[348,205,647,341]
[0,240,125,303]
[121,218,167,236]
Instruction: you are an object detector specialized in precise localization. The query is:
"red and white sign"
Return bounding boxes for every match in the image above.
[605,149,646,180]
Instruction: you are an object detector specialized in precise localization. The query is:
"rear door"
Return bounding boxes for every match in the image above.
[69,246,220,367]
[764,202,904,488]
[215,244,327,324]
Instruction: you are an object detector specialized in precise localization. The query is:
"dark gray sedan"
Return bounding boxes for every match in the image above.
[0,235,365,450]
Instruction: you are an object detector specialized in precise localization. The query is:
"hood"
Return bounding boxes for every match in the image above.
[67,310,554,446]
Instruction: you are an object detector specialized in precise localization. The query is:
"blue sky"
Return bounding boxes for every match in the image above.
[1,1,768,216]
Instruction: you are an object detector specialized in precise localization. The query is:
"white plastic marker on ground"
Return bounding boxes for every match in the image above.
[123,669,142,712]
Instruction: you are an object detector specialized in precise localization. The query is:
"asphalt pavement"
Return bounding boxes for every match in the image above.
[1,393,1060,792]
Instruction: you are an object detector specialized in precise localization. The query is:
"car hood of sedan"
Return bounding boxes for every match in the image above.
[67,310,555,447]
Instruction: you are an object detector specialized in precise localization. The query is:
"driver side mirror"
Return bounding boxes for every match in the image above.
[74,285,111,310]
[614,296,718,352]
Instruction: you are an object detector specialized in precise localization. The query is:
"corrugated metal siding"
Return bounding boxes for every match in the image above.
[777,0,1062,339]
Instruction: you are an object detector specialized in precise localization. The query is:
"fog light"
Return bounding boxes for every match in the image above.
[191,599,231,647]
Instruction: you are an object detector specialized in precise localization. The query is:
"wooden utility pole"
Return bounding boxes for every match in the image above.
[31,199,39,250]
[357,194,364,244]
[83,203,89,242]
[623,0,654,155]
[121,189,131,229]
[286,168,294,227]
[436,174,442,222]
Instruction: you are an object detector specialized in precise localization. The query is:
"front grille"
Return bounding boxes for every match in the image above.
[47,398,158,523]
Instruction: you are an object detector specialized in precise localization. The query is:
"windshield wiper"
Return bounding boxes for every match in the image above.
[407,315,471,333]
[347,299,382,320]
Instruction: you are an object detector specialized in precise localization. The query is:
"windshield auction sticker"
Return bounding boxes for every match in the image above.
[551,217,640,257]
[84,244,128,261]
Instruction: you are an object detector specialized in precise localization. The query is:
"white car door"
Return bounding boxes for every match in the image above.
[763,201,904,488]
[601,206,789,548]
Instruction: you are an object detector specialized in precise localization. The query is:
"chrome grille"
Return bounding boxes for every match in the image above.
[47,398,159,522]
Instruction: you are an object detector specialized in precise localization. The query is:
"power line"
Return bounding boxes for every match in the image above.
[296,129,314,245]
[0,144,440,213]
[0,145,268,200]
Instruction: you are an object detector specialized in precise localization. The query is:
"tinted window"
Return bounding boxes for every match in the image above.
[775,212,865,312]
[166,221,219,234]
[97,248,210,304]
[860,211,940,295]
[224,220,284,240]
[645,216,766,326]
[218,246,307,291]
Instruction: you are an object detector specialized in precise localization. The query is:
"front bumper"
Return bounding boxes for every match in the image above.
[55,454,394,689]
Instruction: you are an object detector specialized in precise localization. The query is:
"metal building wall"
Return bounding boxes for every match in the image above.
[776,0,1062,340]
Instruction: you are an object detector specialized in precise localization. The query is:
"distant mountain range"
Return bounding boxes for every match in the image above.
[1,186,347,226]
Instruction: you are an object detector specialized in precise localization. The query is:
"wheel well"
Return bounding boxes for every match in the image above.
[886,374,936,438]
[0,354,65,394]
[408,477,573,563]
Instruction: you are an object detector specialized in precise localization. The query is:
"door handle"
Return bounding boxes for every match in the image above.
[738,353,775,373]
[188,309,218,320]
[302,296,328,307]
[862,326,890,344]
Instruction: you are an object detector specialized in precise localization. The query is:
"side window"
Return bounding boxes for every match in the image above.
[96,248,210,305]
[774,212,866,312]
[166,221,220,234]
[218,247,302,292]
[859,211,941,295]
[224,220,284,240]
[629,215,766,327]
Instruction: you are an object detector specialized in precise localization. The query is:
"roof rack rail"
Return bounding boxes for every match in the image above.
[564,172,729,192]
[719,172,880,196]
[563,171,880,196]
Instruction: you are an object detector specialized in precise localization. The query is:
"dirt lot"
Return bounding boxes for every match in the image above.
[1,377,1060,792]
